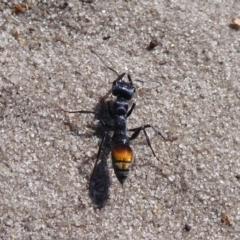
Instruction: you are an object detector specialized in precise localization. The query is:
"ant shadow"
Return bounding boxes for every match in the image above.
[64,99,112,209]
[87,100,112,209]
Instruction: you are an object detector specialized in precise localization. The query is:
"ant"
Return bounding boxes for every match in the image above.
[62,48,176,185]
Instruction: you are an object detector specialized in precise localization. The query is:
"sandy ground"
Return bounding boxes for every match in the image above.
[0,0,239,239]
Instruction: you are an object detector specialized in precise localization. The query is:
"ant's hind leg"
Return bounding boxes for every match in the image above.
[129,125,177,161]
[129,125,159,160]
[129,124,177,142]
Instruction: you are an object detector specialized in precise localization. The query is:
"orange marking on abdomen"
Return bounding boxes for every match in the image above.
[112,144,133,163]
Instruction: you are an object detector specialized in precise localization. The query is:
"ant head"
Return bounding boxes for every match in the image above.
[112,73,135,100]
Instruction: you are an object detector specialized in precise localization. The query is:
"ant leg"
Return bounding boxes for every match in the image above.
[128,74,144,84]
[108,101,135,119]
[129,125,177,160]
[129,125,159,160]
[107,102,114,119]
[127,74,133,85]
[58,107,112,129]
[99,88,112,103]
[115,73,125,82]
[127,102,136,117]
[129,125,176,142]
[90,131,108,181]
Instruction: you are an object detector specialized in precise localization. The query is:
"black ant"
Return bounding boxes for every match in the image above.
[62,48,176,185]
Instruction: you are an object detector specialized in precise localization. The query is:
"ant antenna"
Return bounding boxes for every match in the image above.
[89,48,146,84]
[89,48,120,77]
